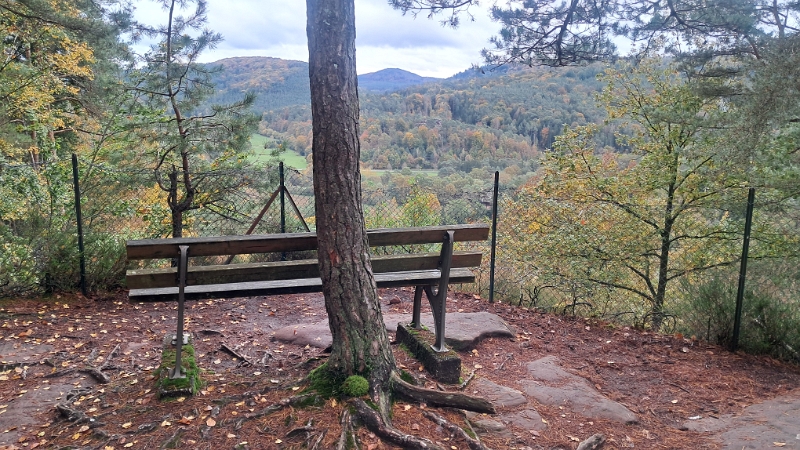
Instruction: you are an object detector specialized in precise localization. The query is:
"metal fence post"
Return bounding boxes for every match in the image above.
[71,154,87,296]
[731,187,755,352]
[489,171,499,303]
[279,161,286,234]
[279,162,286,261]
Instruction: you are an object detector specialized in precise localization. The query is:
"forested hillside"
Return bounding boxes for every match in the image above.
[205,57,311,111]
[221,57,612,171]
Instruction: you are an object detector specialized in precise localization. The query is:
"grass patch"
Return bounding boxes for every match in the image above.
[248,134,307,169]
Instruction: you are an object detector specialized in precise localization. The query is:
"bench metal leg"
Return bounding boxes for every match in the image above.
[170,245,189,379]
[411,286,423,329]
[421,230,454,353]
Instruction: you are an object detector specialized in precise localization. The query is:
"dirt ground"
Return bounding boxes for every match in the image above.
[1,288,800,450]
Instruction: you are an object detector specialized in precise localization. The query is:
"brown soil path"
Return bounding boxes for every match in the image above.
[1,289,799,449]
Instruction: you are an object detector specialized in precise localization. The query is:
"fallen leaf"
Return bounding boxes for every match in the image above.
[206,418,216,427]
[227,433,236,438]
[774,443,786,447]
[121,422,132,429]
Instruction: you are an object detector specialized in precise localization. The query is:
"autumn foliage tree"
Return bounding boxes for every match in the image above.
[503,60,748,330]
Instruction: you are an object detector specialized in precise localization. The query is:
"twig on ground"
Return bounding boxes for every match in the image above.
[668,382,691,394]
[498,353,513,371]
[422,410,491,450]
[458,370,476,390]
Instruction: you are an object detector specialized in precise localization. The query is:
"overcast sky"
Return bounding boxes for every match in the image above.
[132,1,500,78]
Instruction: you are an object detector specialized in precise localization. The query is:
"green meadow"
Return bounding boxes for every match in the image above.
[249,134,308,170]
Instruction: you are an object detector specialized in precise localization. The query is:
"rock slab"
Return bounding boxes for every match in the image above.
[715,395,800,449]
[521,356,638,424]
[273,312,514,351]
[472,378,528,409]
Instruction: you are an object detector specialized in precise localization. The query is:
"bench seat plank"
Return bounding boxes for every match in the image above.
[129,268,477,302]
[127,224,489,260]
[127,252,483,290]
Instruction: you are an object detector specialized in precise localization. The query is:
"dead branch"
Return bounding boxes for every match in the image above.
[221,343,253,366]
[390,372,495,414]
[99,344,120,371]
[458,370,476,390]
[351,398,444,450]
[577,433,606,450]
[422,410,491,450]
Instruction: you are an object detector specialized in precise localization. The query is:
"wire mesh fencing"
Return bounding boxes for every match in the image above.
[7,153,800,362]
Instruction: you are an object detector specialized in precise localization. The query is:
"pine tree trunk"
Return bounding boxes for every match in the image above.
[306,0,396,401]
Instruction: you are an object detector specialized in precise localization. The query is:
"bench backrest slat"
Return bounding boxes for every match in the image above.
[127,251,483,290]
[127,224,489,260]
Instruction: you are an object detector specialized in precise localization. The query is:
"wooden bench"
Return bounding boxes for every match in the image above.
[126,224,489,376]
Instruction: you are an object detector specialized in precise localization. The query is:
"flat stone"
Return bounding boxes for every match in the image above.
[471,417,508,433]
[525,355,583,383]
[716,396,800,449]
[272,322,332,348]
[472,378,528,409]
[521,357,638,424]
[503,408,548,431]
[680,415,732,432]
[0,341,55,365]
[275,312,514,351]
[384,312,514,351]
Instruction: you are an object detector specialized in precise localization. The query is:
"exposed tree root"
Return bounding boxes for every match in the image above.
[49,344,120,384]
[336,408,357,450]
[422,410,492,450]
[390,371,495,414]
[234,393,319,430]
[351,398,444,450]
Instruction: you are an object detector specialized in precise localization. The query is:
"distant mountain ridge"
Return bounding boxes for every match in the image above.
[204,57,450,112]
[358,68,442,92]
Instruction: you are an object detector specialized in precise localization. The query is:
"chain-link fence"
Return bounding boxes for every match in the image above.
[488,182,800,361]
[5,154,800,361]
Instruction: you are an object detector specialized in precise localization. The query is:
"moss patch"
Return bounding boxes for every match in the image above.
[341,375,369,397]
[156,334,202,399]
[396,323,462,384]
[307,363,371,399]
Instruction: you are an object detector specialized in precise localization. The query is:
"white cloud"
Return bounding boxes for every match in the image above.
[132,0,499,78]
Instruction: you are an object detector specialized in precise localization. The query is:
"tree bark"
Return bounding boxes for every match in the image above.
[306,0,396,411]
